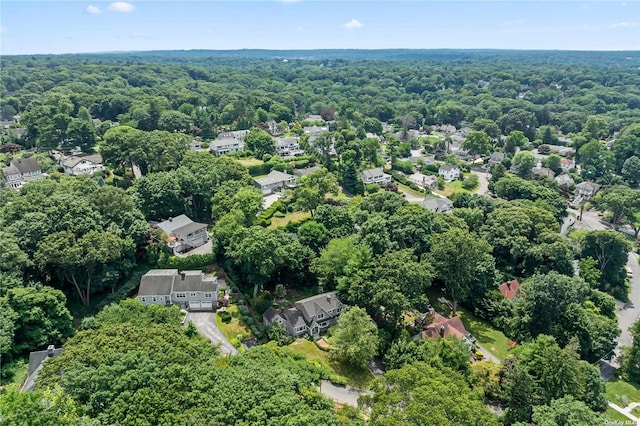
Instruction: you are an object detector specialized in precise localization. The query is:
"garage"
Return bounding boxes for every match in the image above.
[200,301,213,310]
[189,301,201,310]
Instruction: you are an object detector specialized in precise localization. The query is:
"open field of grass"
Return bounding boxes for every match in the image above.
[269,211,311,228]
[606,407,632,422]
[236,158,264,167]
[606,378,640,406]
[216,305,253,343]
[434,173,477,197]
[288,339,375,389]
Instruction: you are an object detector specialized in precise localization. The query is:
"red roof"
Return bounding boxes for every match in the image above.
[420,316,468,340]
[499,280,520,300]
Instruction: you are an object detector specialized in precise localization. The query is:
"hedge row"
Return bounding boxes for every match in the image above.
[157,253,216,270]
[389,171,426,193]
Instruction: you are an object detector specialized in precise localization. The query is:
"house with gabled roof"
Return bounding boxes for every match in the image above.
[498,280,520,301]
[263,292,344,338]
[138,269,219,311]
[156,214,209,254]
[2,157,45,190]
[22,345,63,391]
[360,167,391,185]
[438,165,460,182]
[254,170,297,195]
[58,153,105,176]
[416,308,471,345]
[421,196,454,213]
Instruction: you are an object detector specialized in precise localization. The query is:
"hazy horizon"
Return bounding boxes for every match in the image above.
[1,1,639,55]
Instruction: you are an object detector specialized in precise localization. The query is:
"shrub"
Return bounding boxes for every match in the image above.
[248,163,272,176]
[329,375,348,386]
[250,326,259,336]
[238,305,250,316]
[157,253,216,270]
[273,211,285,218]
[219,311,232,323]
[254,299,273,315]
[245,317,255,326]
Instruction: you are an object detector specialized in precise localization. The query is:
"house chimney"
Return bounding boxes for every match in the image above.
[439,325,445,338]
[47,345,55,357]
[507,281,511,290]
[326,294,331,303]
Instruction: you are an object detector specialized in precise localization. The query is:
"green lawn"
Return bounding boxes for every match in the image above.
[434,174,477,197]
[288,339,375,390]
[236,158,264,167]
[606,378,640,406]
[606,407,632,423]
[216,305,253,345]
[269,211,311,228]
[397,182,425,198]
[457,310,513,361]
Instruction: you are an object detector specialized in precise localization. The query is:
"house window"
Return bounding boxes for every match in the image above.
[320,321,329,328]
[176,293,186,298]
[204,293,212,298]
[190,293,197,297]
[296,326,306,333]
[140,297,146,302]
[317,313,324,320]
[152,297,157,302]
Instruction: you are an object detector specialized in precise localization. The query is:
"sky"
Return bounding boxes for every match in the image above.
[1,1,639,55]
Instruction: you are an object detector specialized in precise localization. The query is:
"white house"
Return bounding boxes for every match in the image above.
[156,215,209,254]
[560,158,575,172]
[361,167,392,185]
[304,125,329,136]
[58,154,105,176]
[254,170,297,195]
[217,130,248,140]
[210,138,245,156]
[275,137,304,158]
[438,165,460,182]
[409,172,438,190]
[2,158,44,190]
[138,269,219,311]
[263,292,344,338]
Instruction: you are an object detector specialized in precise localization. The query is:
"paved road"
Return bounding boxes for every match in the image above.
[185,311,238,355]
[319,380,371,407]
[469,170,490,196]
[616,252,640,355]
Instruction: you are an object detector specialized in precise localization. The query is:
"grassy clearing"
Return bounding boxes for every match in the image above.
[288,339,374,390]
[216,305,253,343]
[269,211,311,228]
[434,174,477,197]
[236,158,264,167]
[397,182,425,198]
[606,378,640,406]
[606,407,632,422]
[457,310,513,361]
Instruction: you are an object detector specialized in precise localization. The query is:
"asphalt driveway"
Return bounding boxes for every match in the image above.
[184,311,238,355]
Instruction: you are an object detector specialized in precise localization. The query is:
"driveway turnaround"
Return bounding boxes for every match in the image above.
[185,311,238,355]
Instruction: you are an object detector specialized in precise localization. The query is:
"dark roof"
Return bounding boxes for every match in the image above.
[439,165,458,172]
[23,346,63,391]
[263,306,282,323]
[7,158,40,174]
[172,271,217,293]
[172,221,208,238]
[283,307,306,329]
[294,291,342,323]
[138,269,177,296]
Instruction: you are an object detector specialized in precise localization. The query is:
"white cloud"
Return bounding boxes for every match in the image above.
[108,2,135,13]
[343,19,363,30]
[85,5,101,15]
[611,21,639,28]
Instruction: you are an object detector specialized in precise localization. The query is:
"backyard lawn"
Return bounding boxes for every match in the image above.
[288,339,375,390]
[457,310,513,361]
[269,211,311,228]
[215,305,253,343]
[397,182,425,198]
[606,378,640,406]
[433,173,477,197]
[236,157,264,167]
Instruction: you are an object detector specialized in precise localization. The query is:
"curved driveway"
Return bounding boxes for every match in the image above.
[185,311,238,355]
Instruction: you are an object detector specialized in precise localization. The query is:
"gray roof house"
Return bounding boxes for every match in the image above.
[2,158,45,190]
[254,170,297,195]
[361,167,392,185]
[210,138,245,156]
[156,214,209,254]
[22,345,63,391]
[438,165,460,182]
[138,269,219,311]
[421,196,454,213]
[58,154,104,176]
[489,152,506,164]
[574,181,601,200]
[409,172,438,190]
[263,292,344,338]
[293,166,322,178]
[555,174,575,188]
[275,137,304,158]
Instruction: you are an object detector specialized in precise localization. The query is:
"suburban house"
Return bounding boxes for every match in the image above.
[218,130,248,140]
[58,154,105,176]
[156,214,209,254]
[138,269,219,311]
[531,167,556,179]
[555,174,575,188]
[499,280,520,301]
[489,152,506,164]
[421,196,454,213]
[409,172,438,190]
[254,170,298,195]
[263,292,344,338]
[2,158,45,190]
[543,144,576,157]
[304,125,329,136]
[574,181,601,200]
[22,345,63,391]
[293,165,322,178]
[275,137,304,158]
[188,140,202,151]
[560,158,575,172]
[415,308,472,346]
[360,167,392,185]
[438,165,460,182]
[210,138,245,156]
